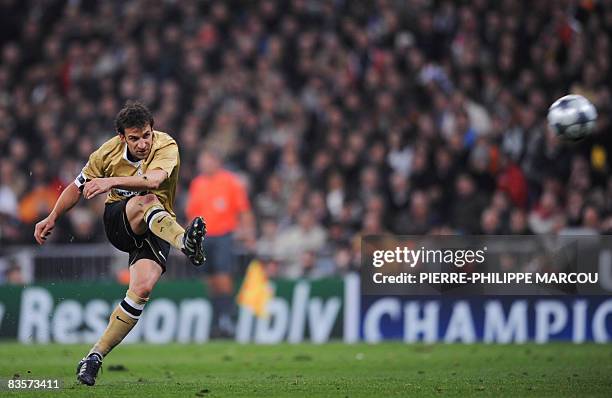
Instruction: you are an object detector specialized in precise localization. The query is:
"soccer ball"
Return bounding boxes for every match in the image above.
[547,94,597,141]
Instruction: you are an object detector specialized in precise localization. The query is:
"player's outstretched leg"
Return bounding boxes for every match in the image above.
[77,290,149,386]
[125,194,207,266]
[77,261,159,386]
[77,289,148,385]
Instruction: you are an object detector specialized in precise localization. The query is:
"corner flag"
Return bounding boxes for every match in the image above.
[236,260,273,317]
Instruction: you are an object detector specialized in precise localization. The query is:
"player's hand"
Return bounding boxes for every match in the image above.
[34,215,56,245]
[83,178,113,199]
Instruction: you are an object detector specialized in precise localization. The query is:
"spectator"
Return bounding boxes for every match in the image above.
[528,190,562,234]
[276,209,326,278]
[4,261,25,285]
[497,153,528,209]
[326,171,346,222]
[451,174,488,234]
[333,244,357,275]
[254,174,285,220]
[255,218,280,260]
[480,207,502,235]
[66,206,99,243]
[508,209,532,235]
[565,190,585,227]
[299,250,334,279]
[0,160,22,244]
[394,190,432,235]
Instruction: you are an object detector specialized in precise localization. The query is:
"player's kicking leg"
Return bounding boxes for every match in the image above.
[77,259,161,385]
[126,193,207,266]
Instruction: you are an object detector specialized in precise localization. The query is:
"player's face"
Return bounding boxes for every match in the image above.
[121,125,153,160]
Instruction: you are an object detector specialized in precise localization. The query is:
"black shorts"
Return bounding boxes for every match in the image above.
[103,199,170,273]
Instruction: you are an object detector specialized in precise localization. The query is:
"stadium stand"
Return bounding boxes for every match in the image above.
[0,0,611,280]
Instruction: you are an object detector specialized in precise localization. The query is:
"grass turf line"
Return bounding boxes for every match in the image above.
[0,342,611,397]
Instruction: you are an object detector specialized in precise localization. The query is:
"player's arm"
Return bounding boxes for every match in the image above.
[34,182,81,244]
[82,169,167,200]
[83,141,177,200]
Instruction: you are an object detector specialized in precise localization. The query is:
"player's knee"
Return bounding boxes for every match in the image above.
[141,193,158,205]
[128,194,160,219]
[130,283,152,298]
[130,277,157,298]
[140,194,162,217]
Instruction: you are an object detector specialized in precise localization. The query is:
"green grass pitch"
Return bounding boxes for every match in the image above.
[0,342,611,397]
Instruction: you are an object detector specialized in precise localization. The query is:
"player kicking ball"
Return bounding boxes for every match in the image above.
[33,102,207,386]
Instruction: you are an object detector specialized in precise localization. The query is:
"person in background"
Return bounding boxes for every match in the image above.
[1,259,25,285]
[186,148,254,337]
[5,263,25,285]
[276,209,327,278]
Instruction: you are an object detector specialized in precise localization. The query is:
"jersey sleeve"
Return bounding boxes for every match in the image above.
[148,142,179,177]
[74,148,105,190]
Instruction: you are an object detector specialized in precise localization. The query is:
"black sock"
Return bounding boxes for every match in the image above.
[213,295,235,333]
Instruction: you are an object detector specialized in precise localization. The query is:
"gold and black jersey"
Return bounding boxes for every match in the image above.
[74,131,180,218]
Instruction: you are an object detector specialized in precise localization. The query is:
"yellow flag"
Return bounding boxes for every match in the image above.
[236,260,273,317]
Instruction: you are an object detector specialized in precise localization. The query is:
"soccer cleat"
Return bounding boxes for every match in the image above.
[76,354,102,386]
[182,216,207,266]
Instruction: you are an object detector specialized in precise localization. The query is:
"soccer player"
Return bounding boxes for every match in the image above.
[33,102,207,386]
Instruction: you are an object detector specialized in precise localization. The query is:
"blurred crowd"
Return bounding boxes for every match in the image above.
[1,0,612,280]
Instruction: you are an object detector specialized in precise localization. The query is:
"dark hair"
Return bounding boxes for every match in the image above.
[114,101,154,135]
